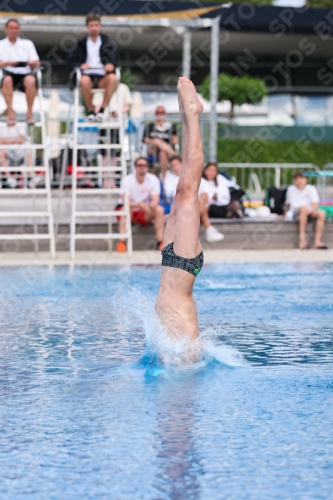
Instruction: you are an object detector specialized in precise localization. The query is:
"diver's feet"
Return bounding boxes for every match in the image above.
[177,77,203,118]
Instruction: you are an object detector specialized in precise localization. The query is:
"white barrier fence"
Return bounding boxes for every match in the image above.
[217,163,320,197]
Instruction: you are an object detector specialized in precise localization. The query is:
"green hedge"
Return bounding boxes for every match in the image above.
[217,139,333,168]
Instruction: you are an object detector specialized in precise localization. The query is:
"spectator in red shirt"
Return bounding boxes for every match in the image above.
[116,157,165,252]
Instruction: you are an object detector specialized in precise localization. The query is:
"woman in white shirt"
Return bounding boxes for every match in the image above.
[202,163,243,218]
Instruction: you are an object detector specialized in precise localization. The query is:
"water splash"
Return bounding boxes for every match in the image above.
[108,281,244,372]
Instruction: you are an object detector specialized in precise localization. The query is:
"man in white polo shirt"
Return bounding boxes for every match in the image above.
[0,18,40,126]
[116,157,165,252]
[285,171,327,249]
[68,13,118,123]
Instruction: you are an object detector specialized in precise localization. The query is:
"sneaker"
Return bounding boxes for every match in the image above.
[87,111,95,122]
[205,226,225,243]
[95,111,104,123]
[157,241,164,251]
[116,241,127,253]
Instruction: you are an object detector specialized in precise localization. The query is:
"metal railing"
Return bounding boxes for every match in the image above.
[307,165,333,205]
[217,163,320,197]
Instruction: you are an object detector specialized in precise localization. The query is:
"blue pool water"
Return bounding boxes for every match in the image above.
[0,263,332,499]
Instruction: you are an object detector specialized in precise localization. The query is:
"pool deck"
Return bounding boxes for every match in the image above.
[1,249,332,266]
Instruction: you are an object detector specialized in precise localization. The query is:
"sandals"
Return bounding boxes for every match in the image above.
[6,116,16,127]
[6,116,36,126]
[314,245,329,250]
[26,116,36,125]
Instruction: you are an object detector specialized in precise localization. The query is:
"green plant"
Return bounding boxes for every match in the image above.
[217,138,333,168]
[201,73,268,123]
[120,70,136,91]
[307,0,332,7]
[216,137,333,192]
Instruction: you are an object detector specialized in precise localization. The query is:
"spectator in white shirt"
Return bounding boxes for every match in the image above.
[116,157,165,252]
[0,122,32,188]
[284,171,327,249]
[202,162,244,219]
[164,156,224,242]
[67,13,118,123]
[0,18,40,126]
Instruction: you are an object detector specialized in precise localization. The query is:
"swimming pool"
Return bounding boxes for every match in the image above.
[0,263,332,499]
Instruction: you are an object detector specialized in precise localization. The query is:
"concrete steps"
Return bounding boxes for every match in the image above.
[0,219,332,253]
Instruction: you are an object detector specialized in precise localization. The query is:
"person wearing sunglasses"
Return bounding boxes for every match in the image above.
[142,106,178,179]
[116,157,165,252]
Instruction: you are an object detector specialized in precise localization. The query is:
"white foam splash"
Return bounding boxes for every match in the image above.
[108,282,244,369]
[197,279,246,291]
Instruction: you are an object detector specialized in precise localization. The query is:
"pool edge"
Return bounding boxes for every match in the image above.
[0,249,332,266]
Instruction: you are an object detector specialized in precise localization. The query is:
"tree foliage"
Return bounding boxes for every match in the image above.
[120,70,136,90]
[217,138,333,168]
[201,73,268,122]
[307,0,332,7]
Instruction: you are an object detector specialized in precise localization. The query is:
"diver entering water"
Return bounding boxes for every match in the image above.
[156,77,204,344]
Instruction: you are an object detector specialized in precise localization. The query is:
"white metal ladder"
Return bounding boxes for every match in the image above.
[69,68,132,259]
[0,68,55,258]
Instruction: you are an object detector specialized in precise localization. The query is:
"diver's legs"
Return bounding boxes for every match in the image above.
[163,77,203,258]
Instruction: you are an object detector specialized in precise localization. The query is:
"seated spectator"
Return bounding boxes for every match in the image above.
[143,106,178,179]
[0,18,40,125]
[164,155,224,242]
[284,171,327,249]
[68,13,117,123]
[116,157,165,252]
[202,162,244,219]
[0,123,31,188]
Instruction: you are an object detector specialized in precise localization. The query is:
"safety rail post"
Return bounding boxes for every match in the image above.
[36,68,56,258]
[70,67,81,259]
[274,167,281,189]
[209,16,220,163]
